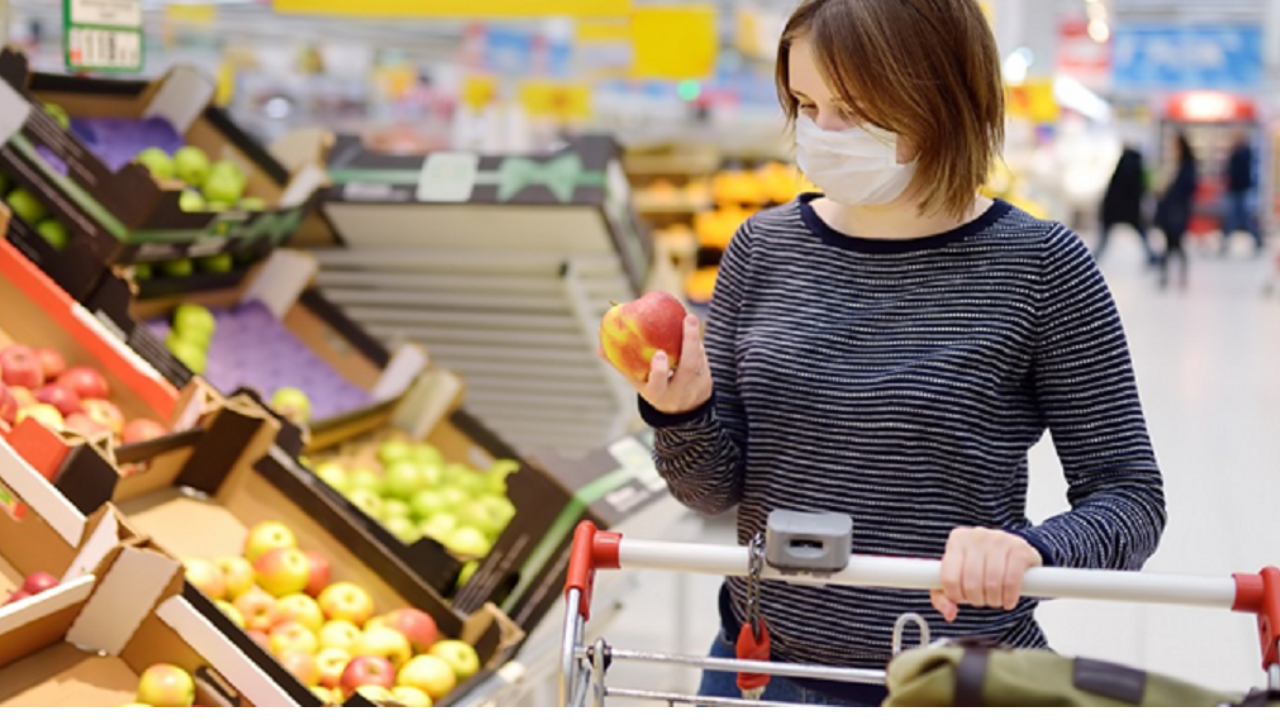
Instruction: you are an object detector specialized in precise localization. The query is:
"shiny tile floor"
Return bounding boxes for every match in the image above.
[517,228,1280,706]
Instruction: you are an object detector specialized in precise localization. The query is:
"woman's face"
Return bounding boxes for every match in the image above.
[787,35,918,164]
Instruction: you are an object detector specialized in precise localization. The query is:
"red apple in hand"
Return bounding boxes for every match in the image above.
[57,366,110,400]
[0,346,44,389]
[0,384,17,426]
[35,348,66,381]
[598,291,689,383]
[80,398,125,436]
[340,656,396,697]
[123,418,168,444]
[34,384,81,418]
[303,551,331,597]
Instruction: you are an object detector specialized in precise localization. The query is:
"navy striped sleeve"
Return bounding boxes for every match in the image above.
[644,221,755,515]
[1019,228,1167,570]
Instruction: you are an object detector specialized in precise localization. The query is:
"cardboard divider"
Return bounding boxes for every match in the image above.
[56,394,521,706]
[0,48,326,268]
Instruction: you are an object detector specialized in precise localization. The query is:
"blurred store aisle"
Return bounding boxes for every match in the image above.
[574,228,1280,704]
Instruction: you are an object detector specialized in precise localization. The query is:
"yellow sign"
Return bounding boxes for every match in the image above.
[462,75,499,111]
[274,0,630,18]
[164,3,218,24]
[1007,80,1059,123]
[519,80,592,120]
[631,5,718,80]
[576,19,631,43]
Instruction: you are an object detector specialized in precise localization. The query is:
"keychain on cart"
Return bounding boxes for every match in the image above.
[737,533,771,700]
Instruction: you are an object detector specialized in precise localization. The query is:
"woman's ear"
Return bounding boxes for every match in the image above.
[897,136,921,165]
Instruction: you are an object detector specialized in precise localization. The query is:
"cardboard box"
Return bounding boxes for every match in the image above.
[69,395,522,706]
[0,241,213,467]
[452,429,669,632]
[83,249,426,438]
[0,48,326,269]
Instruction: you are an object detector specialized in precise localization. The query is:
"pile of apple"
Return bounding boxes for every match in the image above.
[0,344,167,445]
[310,437,519,563]
[135,253,237,282]
[135,146,269,214]
[162,304,218,375]
[3,571,59,606]
[185,521,480,707]
[3,185,70,252]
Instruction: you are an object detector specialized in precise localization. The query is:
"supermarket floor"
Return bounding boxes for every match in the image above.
[522,228,1280,706]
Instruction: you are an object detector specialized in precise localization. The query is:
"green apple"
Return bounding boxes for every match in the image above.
[377,439,414,467]
[7,188,48,224]
[174,146,211,186]
[346,488,384,520]
[43,102,70,129]
[381,498,411,521]
[409,490,449,521]
[270,386,312,426]
[384,516,420,545]
[207,201,231,213]
[35,218,68,251]
[349,467,383,494]
[202,172,245,205]
[314,461,350,494]
[209,159,246,182]
[178,189,206,212]
[484,459,521,495]
[456,560,479,590]
[418,514,458,543]
[382,461,424,500]
[478,495,517,528]
[438,486,470,511]
[412,444,443,468]
[197,253,234,274]
[429,639,482,682]
[457,501,507,539]
[161,257,195,278]
[453,467,490,498]
[136,147,175,180]
[165,334,207,374]
[134,263,152,281]
[239,196,269,212]
[445,527,490,557]
[173,304,217,344]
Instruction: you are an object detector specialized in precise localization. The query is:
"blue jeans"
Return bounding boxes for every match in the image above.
[1221,191,1263,251]
[695,630,880,706]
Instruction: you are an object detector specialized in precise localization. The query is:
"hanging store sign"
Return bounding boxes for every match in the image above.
[1111,24,1263,92]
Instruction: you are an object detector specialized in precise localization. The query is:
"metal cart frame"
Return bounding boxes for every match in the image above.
[560,515,1280,707]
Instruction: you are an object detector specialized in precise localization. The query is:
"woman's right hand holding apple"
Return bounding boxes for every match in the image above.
[600,314,713,415]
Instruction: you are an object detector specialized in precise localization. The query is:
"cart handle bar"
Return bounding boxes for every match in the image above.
[565,522,1280,670]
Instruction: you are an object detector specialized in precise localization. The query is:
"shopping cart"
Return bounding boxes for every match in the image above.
[560,510,1280,707]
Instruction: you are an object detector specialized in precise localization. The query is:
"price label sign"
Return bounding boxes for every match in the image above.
[63,0,144,73]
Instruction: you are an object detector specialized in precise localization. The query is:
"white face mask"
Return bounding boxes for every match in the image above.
[794,115,918,206]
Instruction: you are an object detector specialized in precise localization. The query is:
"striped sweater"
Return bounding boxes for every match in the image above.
[641,195,1166,695]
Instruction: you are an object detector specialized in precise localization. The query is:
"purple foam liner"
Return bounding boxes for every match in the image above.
[68,116,186,174]
[146,300,374,421]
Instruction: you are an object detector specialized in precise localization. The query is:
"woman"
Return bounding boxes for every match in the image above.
[602,0,1166,706]
[1156,134,1198,289]
[1097,142,1157,266]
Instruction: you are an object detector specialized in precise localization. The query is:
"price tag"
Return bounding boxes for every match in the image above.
[64,0,145,73]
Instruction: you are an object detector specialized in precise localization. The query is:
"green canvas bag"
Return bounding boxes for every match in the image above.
[884,643,1280,708]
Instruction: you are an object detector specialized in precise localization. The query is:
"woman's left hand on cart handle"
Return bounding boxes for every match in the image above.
[930,527,1043,622]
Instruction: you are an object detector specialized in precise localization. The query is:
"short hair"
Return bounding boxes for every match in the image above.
[776,0,1005,219]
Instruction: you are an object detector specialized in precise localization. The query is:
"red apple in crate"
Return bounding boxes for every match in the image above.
[396,655,456,702]
[353,626,412,669]
[243,521,297,562]
[254,547,311,597]
[598,291,689,383]
[382,609,439,655]
[34,385,80,418]
[0,345,44,389]
[214,600,245,628]
[17,403,63,432]
[316,647,352,689]
[214,556,255,600]
[0,384,17,426]
[9,387,35,409]
[21,572,59,595]
[183,558,227,600]
[318,620,362,654]
[136,663,196,707]
[123,418,168,445]
[340,656,397,697]
[63,413,108,438]
[4,590,31,605]
[35,348,66,382]
[247,629,271,648]
[277,648,321,686]
[233,587,281,632]
[269,620,319,656]
[56,366,110,400]
[303,551,331,598]
[276,593,325,633]
[80,398,124,436]
[317,582,375,626]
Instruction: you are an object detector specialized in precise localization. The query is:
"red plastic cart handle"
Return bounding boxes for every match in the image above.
[565,521,622,622]
[1232,567,1280,668]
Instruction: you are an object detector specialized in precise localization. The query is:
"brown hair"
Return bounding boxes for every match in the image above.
[777,0,1005,219]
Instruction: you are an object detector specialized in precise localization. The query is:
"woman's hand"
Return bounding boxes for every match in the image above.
[599,314,713,415]
[930,527,1043,622]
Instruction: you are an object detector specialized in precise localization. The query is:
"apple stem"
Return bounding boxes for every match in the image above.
[609,300,620,307]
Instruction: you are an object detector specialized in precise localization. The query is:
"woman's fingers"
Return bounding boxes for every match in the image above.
[674,314,707,382]
[645,351,672,400]
[930,589,959,624]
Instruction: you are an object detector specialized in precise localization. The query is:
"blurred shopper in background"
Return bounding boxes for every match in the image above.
[1155,134,1198,289]
[1221,131,1264,256]
[1096,142,1156,266]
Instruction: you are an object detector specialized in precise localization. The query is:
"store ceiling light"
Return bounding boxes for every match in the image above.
[1001,47,1033,85]
[1088,19,1110,43]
